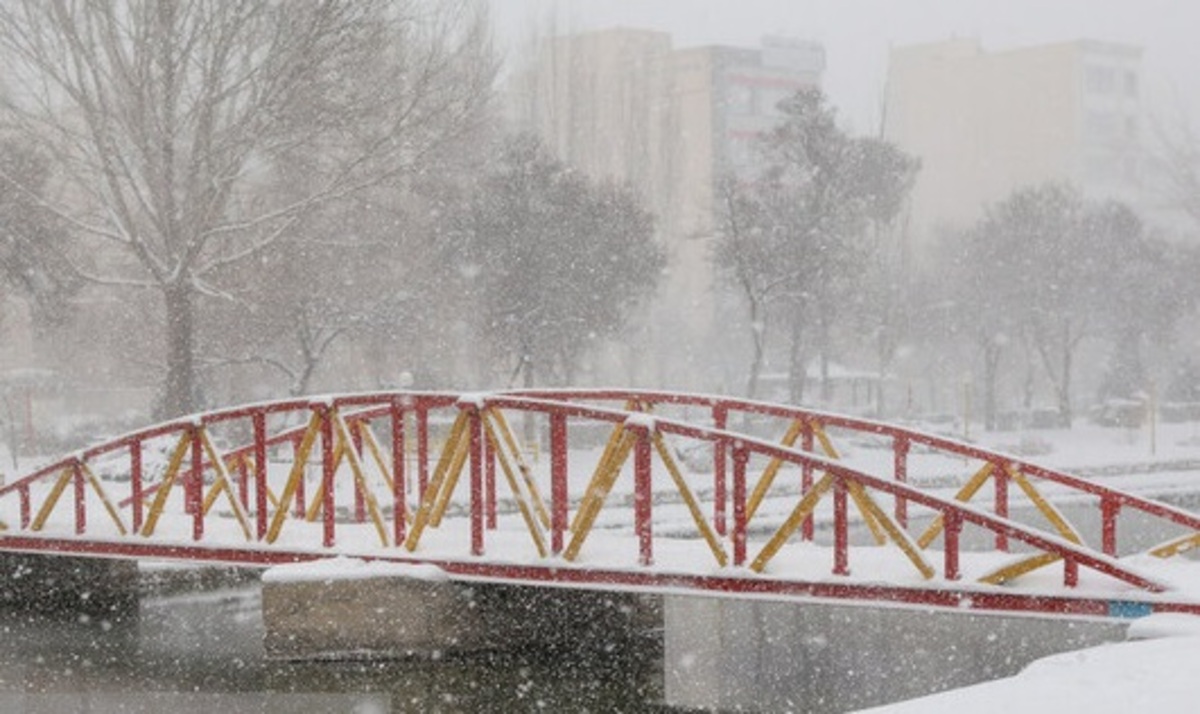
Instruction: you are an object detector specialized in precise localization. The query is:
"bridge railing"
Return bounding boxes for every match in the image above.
[0,389,1189,599]
[504,389,1200,565]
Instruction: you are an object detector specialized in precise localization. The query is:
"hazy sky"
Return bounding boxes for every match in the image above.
[489,0,1200,134]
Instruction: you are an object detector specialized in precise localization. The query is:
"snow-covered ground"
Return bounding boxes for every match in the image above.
[857,613,1200,713]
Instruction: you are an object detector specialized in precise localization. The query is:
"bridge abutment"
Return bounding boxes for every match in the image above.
[0,553,138,618]
[261,561,660,660]
[663,594,1128,712]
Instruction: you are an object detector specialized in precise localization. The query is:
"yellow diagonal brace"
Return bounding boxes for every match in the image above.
[30,466,75,532]
[428,425,471,528]
[1008,467,1083,544]
[750,473,835,572]
[332,413,389,547]
[846,480,888,546]
[917,462,995,548]
[653,433,728,566]
[77,462,128,536]
[404,411,470,551]
[357,421,414,525]
[846,480,935,579]
[978,552,1063,586]
[358,422,395,490]
[746,419,806,522]
[563,429,637,562]
[1148,532,1200,559]
[570,421,628,533]
[485,408,551,529]
[141,431,197,537]
[197,427,252,540]
[265,412,322,544]
[482,416,548,558]
[810,422,842,459]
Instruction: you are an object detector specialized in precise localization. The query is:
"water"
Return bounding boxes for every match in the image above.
[0,584,665,713]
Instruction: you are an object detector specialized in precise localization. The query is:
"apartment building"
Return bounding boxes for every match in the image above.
[884,38,1145,246]
[508,29,825,388]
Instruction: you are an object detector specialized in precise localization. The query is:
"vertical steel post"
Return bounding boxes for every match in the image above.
[485,430,497,530]
[73,462,86,535]
[352,421,366,523]
[190,427,204,541]
[833,476,849,575]
[392,400,407,546]
[550,411,567,555]
[417,404,430,499]
[944,510,963,581]
[802,423,815,541]
[994,465,1009,552]
[713,404,728,536]
[1101,496,1120,557]
[254,411,267,540]
[130,441,144,534]
[469,407,484,556]
[634,426,653,566]
[321,408,335,548]
[732,443,748,567]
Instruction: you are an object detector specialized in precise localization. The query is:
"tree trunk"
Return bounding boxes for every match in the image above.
[745,296,766,400]
[1057,340,1073,428]
[787,317,807,405]
[161,282,197,418]
[982,340,1001,431]
[818,310,833,403]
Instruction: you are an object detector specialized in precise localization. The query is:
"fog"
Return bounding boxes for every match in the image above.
[492,0,1200,132]
[0,0,1197,450]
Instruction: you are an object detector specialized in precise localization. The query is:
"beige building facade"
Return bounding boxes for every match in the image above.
[508,29,825,388]
[884,39,1144,246]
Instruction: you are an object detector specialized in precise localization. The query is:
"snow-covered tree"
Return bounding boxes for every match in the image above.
[0,0,496,416]
[451,134,663,387]
[715,88,918,401]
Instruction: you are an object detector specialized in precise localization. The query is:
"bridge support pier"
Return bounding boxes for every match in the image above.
[0,553,138,618]
[663,595,1128,713]
[261,562,660,660]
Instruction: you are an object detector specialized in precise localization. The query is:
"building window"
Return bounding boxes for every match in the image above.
[1124,71,1138,97]
[1085,110,1120,140]
[725,83,753,114]
[1085,66,1115,94]
[759,88,793,117]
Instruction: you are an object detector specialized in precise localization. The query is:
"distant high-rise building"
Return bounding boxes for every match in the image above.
[884,39,1145,244]
[507,29,825,388]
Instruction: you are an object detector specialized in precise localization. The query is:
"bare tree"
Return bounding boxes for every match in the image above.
[714,89,917,403]
[0,140,77,323]
[0,0,496,416]
[450,134,663,388]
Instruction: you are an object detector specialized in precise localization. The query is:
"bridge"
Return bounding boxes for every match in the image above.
[3,388,1200,620]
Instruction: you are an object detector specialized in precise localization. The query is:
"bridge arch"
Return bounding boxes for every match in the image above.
[0,389,1197,617]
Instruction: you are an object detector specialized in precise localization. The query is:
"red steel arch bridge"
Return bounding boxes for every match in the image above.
[3,389,1200,619]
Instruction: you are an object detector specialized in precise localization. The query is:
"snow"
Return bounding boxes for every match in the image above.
[261,556,448,584]
[623,412,657,430]
[856,617,1200,713]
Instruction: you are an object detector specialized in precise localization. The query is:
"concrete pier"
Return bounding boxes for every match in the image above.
[0,552,138,617]
[261,560,659,660]
[663,595,1128,713]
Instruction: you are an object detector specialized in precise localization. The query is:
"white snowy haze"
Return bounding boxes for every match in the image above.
[490,0,1200,132]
